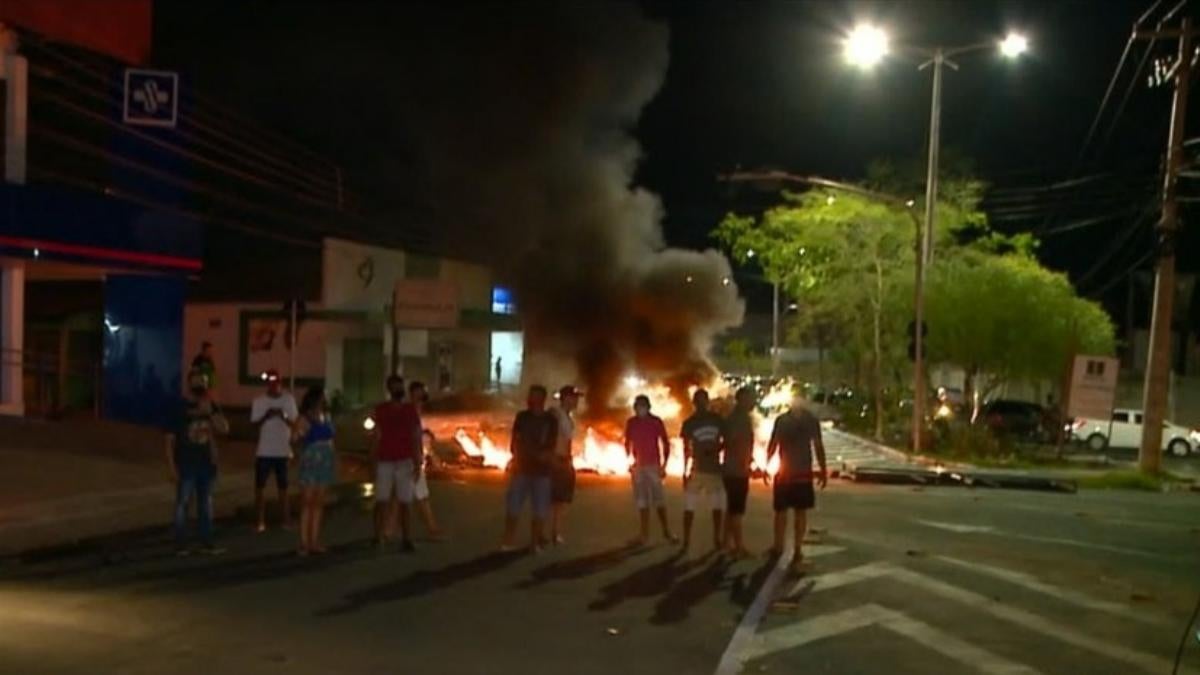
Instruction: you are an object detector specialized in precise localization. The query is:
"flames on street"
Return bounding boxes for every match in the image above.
[447,377,796,478]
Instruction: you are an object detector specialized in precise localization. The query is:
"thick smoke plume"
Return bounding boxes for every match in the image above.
[404,3,744,415]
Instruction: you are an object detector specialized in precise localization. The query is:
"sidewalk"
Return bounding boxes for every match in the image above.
[0,416,258,557]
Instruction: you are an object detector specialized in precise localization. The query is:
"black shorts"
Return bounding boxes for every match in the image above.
[723,476,750,515]
[255,457,289,491]
[551,461,576,504]
[773,481,814,512]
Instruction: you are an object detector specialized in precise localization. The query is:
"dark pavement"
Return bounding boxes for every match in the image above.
[1,471,1198,674]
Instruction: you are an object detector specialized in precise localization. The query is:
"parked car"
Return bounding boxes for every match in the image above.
[978,399,1052,442]
[1070,409,1199,456]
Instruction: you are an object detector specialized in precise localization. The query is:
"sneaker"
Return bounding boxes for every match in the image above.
[400,540,416,554]
[199,544,226,556]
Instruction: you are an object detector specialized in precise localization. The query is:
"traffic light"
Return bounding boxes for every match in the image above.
[907,320,928,362]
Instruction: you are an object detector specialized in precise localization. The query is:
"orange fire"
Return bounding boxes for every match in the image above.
[452,412,781,478]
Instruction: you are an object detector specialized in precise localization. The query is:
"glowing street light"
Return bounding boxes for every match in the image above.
[999,33,1029,58]
[844,24,889,68]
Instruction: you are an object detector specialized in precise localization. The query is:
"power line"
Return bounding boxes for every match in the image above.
[22,39,341,198]
[21,33,341,174]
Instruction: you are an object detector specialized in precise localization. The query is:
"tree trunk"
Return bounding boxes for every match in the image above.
[816,325,826,392]
[964,365,979,423]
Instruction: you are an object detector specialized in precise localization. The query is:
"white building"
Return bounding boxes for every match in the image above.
[184,238,521,408]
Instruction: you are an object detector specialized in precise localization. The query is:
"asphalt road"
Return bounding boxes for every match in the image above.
[2,464,1198,674]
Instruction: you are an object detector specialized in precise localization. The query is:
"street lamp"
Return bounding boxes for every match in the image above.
[845,24,1029,453]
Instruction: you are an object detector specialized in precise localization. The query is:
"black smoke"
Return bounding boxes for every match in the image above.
[389,2,745,413]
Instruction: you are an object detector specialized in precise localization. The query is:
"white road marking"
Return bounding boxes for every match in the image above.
[912,519,1172,560]
[743,603,1042,675]
[789,560,890,595]
[714,536,793,675]
[935,556,1170,626]
[917,519,996,534]
[805,563,1183,674]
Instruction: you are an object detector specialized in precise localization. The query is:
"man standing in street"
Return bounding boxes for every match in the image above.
[681,388,726,554]
[624,394,678,547]
[722,386,757,559]
[250,369,297,533]
[500,385,558,553]
[191,342,217,390]
[549,385,580,545]
[372,375,422,552]
[766,395,828,575]
[166,368,229,556]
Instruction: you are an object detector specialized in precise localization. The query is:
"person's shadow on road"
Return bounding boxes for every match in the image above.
[587,551,709,612]
[650,554,733,624]
[516,543,649,589]
[316,550,525,617]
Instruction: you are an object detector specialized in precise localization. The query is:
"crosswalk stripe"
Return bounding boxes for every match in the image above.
[744,603,1042,674]
[805,563,1183,674]
[935,556,1170,626]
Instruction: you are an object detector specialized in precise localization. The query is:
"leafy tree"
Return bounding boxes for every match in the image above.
[716,188,916,439]
[924,251,1116,415]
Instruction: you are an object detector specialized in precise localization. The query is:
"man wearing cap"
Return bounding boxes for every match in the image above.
[549,385,580,545]
[681,388,726,554]
[166,368,230,555]
[250,369,298,532]
[766,395,828,575]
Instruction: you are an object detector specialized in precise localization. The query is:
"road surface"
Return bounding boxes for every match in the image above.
[2,442,1197,674]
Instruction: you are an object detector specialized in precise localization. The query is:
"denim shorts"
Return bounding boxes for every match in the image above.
[506,473,551,520]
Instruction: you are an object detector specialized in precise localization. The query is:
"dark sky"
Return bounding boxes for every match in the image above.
[153,0,1180,318]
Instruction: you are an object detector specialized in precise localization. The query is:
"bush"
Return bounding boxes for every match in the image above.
[933,422,1010,460]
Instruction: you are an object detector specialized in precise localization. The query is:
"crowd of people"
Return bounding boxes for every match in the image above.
[167,367,828,575]
[499,383,828,574]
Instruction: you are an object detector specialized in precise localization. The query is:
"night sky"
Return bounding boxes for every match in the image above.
[153,0,1182,319]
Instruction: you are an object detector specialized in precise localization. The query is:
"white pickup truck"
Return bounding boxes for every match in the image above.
[1070,408,1199,456]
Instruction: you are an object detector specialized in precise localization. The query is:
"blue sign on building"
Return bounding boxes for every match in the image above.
[123,68,179,128]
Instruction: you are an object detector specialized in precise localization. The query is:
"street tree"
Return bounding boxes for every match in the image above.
[924,251,1116,417]
[716,188,915,439]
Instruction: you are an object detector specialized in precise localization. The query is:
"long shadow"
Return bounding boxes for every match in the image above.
[728,556,778,608]
[650,555,734,625]
[317,550,524,617]
[587,551,709,612]
[516,543,649,589]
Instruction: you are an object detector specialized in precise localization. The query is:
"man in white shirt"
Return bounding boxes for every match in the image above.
[550,385,580,545]
[250,369,298,532]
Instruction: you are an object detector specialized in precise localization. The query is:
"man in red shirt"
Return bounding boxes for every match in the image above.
[624,394,679,546]
[371,375,423,552]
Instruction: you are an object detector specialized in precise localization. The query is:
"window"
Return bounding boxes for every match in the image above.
[1112,412,1129,423]
[491,286,516,315]
[1135,414,1144,424]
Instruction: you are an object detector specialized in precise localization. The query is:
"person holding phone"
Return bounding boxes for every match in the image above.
[251,369,298,533]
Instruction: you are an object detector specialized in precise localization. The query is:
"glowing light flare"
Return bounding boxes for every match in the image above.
[999,33,1028,58]
[759,378,797,413]
[362,416,376,431]
[844,24,889,68]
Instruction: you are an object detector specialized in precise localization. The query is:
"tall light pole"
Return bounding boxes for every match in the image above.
[844,25,1028,453]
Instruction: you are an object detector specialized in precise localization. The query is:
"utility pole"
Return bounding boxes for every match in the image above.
[912,48,945,454]
[1136,18,1194,474]
[771,281,780,378]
